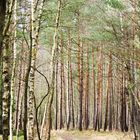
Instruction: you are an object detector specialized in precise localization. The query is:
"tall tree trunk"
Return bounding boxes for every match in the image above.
[0,0,6,135]
[68,30,75,128]
[45,0,61,139]
[2,0,15,139]
[92,47,96,129]
[27,0,36,139]
[66,29,71,130]
[60,38,63,129]
[84,46,89,130]
[95,47,102,131]
[55,46,58,130]
[77,11,83,131]
[2,33,10,140]
[115,79,119,130]
[104,52,112,131]
[9,1,17,139]
[15,43,23,131]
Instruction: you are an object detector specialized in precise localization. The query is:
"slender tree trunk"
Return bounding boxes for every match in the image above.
[95,47,102,131]
[68,30,75,128]
[27,0,36,139]
[15,49,23,130]
[116,82,119,130]
[60,40,63,129]
[9,1,17,139]
[104,52,112,131]
[76,11,83,131]
[23,35,32,140]
[66,29,71,130]
[55,46,58,130]
[0,0,6,133]
[2,0,16,138]
[45,0,61,139]
[92,47,97,129]
[84,46,89,130]
[2,34,11,140]
[109,82,113,131]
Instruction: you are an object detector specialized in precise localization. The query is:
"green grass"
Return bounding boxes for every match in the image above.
[0,136,24,140]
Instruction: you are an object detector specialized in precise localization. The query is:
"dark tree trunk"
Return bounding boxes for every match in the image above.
[79,42,83,131]
[0,0,6,134]
[120,73,128,132]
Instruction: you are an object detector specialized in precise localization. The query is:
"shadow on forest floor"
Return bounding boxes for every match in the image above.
[50,130,134,140]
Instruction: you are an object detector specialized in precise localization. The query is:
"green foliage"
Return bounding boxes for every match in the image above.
[13,130,23,136]
[105,0,124,10]
[65,0,85,12]
[0,135,23,140]
[92,30,114,41]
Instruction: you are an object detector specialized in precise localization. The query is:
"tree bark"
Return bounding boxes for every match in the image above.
[104,52,112,131]
[9,1,17,139]
[0,0,6,135]
[84,46,89,130]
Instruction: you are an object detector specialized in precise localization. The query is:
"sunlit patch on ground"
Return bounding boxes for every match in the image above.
[50,130,133,140]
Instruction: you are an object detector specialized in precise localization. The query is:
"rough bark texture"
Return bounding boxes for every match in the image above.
[2,36,10,140]
[27,0,36,139]
[92,47,97,129]
[84,47,89,130]
[95,47,102,131]
[10,1,17,139]
[104,53,112,131]
[55,49,58,130]
[0,0,6,134]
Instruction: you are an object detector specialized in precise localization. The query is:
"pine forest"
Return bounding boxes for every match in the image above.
[0,0,140,140]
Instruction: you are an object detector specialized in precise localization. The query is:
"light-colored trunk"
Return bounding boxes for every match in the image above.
[2,0,15,139]
[9,1,17,139]
[2,36,10,140]
[45,0,61,139]
[40,104,47,138]
[27,0,36,139]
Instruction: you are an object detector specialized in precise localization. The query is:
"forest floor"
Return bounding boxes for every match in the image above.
[0,130,133,140]
[50,130,134,140]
